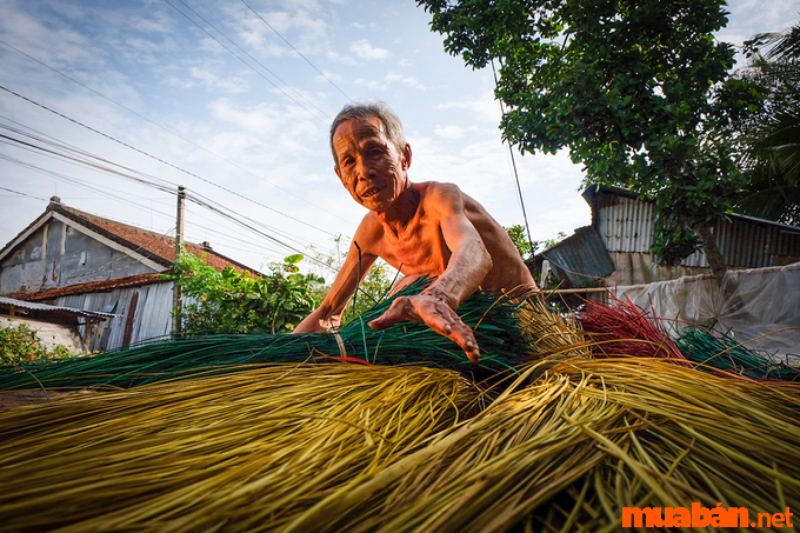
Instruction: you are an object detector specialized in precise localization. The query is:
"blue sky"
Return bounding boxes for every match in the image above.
[0,0,796,276]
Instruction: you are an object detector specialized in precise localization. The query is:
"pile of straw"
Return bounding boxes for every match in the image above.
[0,364,479,530]
[288,357,800,532]
[1,293,798,530]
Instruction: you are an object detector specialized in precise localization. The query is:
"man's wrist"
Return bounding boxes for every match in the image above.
[421,287,458,310]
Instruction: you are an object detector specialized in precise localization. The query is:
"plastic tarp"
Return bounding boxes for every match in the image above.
[612,262,800,364]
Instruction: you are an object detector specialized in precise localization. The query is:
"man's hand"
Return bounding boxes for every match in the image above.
[368,294,480,362]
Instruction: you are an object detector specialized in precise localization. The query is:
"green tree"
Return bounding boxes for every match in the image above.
[504,224,536,259]
[0,323,72,364]
[168,252,325,335]
[736,22,800,224]
[418,0,764,278]
[341,261,395,324]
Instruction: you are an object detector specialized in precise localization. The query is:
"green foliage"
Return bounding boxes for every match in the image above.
[504,224,534,259]
[0,323,73,365]
[418,0,765,266]
[169,252,325,336]
[341,261,394,325]
[735,23,800,224]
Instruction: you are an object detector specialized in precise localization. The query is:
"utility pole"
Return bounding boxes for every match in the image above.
[172,185,186,337]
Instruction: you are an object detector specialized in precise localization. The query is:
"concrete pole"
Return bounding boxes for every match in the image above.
[172,185,186,337]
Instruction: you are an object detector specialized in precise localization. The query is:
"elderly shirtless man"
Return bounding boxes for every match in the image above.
[294,103,536,362]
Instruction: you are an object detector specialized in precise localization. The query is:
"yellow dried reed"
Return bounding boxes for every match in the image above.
[0,363,479,531]
[288,357,800,532]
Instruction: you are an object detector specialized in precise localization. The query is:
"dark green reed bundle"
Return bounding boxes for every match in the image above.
[0,280,527,390]
[676,327,800,381]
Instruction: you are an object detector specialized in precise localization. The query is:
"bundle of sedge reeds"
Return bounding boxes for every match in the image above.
[287,356,800,532]
[676,327,800,380]
[517,295,591,359]
[0,363,480,530]
[0,279,526,391]
[579,297,686,360]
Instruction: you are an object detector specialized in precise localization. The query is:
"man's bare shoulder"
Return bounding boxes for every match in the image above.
[352,211,384,249]
[416,181,465,211]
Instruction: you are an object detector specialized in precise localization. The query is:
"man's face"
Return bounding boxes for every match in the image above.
[332,115,410,212]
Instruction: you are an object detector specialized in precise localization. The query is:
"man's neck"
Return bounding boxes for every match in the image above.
[376,180,418,235]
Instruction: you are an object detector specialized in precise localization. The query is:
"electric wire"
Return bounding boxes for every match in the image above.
[0,152,319,263]
[186,192,336,271]
[0,84,338,236]
[0,185,48,202]
[0,119,329,250]
[162,0,331,121]
[169,0,333,119]
[0,39,349,222]
[239,0,352,102]
[490,59,534,254]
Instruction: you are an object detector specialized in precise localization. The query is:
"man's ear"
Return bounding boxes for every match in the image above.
[334,164,343,183]
[401,143,412,170]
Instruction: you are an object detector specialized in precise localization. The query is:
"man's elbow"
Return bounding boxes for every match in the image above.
[478,242,493,277]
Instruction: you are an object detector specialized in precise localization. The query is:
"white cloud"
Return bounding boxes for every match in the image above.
[208,98,278,135]
[434,125,464,139]
[189,66,249,94]
[350,39,389,60]
[355,73,425,91]
[326,50,356,65]
[436,91,501,123]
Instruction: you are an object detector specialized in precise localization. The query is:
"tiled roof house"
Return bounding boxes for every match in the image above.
[0,197,259,350]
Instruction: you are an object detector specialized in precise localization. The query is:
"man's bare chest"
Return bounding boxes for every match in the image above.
[375,220,450,276]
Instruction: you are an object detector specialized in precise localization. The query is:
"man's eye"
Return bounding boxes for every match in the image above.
[343,157,355,166]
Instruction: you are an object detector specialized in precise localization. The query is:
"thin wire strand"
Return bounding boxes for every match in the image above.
[0,185,48,201]
[490,59,534,253]
[163,0,331,121]
[0,38,350,222]
[239,0,352,102]
[0,120,331,250]
[0,86,338,236]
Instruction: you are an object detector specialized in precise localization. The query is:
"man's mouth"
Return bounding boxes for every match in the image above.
[361,185,382,199]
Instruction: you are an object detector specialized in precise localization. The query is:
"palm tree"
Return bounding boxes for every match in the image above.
[737,22,800,224]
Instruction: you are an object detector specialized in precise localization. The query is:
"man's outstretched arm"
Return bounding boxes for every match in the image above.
[369,184,491,362]
[293,238,377,333]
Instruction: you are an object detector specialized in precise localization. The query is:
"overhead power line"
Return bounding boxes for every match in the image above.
[0,185,48,201]
[490,59,534,254]
[239,0,352,102]
[0,130,331,253]
[0,84,337,237]
[168,0,332,119]
[0,153,315,262]
[0,38,349,222]
[162,0,331,122]
[186,192,336,271]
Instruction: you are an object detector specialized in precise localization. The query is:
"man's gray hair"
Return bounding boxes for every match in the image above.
[329,102,406,165]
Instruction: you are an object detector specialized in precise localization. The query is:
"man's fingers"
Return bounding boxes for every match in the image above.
[448,322,480,363]
[368,298,415,330]
[420,308,480,363]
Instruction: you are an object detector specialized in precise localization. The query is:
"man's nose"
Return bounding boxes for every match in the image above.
[355,159,374,182]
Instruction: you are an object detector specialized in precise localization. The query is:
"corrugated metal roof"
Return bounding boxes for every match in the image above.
[584,185,800,268]
[539,226,615,287]
[0,296,114,319]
